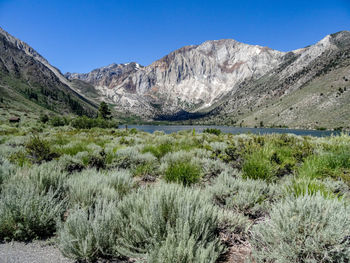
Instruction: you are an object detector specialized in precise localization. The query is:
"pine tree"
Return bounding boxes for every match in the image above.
[98,102,111,119]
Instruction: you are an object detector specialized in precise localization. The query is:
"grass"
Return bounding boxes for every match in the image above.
[164,161,201,186]
[1,123,350,262]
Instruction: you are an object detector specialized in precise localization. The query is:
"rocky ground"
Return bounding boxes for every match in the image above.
[0,241,72,263]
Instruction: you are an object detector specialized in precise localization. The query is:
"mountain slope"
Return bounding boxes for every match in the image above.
[2,27,349,129]
[0,27,97,117]
[68,31,350,129]
[67,40,285,118]
[202,31,350,129]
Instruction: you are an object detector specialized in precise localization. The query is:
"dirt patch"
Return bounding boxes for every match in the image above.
[217,228,253,263]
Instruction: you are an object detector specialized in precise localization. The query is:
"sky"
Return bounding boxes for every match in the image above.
[0,0,349,73]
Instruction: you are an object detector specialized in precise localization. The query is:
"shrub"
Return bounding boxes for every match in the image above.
[133,162,158,177]
[67,169,134,207]
[50,116,67,127]
[0,157,16,188]
[209,173,280,218]
[87,150,106,170]
[146,228,222,263]
[26,135,59,163]
[242,151,275,181]
[217,209,251,237]
[0,180,65,241]
[20,161,68,196]
[39,113,49,124]
[203,128,221,136]
[160,150,193,167]
[70,116,93,129]
[142,142,172,159]
[114,184,223,262]
[250,194,350,262]
[164,161,201,186]
[113,147,157,170]
[70,116,118,129]
[58,200,119,261]
[55,142,89,156]
[58,154,85,174]
[209,142,227,156]
[8,150,30,167]
[199,158,232,180]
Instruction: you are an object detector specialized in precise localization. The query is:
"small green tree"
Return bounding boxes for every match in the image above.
[98,102,111,120]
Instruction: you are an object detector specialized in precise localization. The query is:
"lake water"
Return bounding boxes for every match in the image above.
[122,125,342,137]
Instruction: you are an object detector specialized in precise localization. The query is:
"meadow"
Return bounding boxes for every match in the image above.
[1,121,350,262]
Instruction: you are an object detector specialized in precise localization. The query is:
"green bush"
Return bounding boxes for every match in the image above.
[67,169,134,207]
[20,161,68,196]
[242,151,275,181]
[0,180,65,241]
[114,184,223,262]
[0,157,16,189]
[50,116,67,127]
[58,200,119,261]
[164,161,201,186]
[203,128,221,136]
[298,155,333,179]
[133,162,158,177]
[114,146,157,170]
[39,113,49,124]
[142,143,172,159]
[26,135,59,163]
[217,210,251,237]
[250,194,350,262]
[209,173,280,218]
[146,228,222,263]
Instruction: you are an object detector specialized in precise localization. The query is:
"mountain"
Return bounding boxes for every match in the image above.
[203,31,350,129]
[1,26,349,129]
[67,31,350,129]
[66,40,285,118]
[0,27,97,119]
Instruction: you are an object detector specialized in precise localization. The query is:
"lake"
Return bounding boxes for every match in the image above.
[121,125,342,137]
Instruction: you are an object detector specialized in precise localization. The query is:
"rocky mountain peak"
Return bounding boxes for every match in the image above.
[329,30,350,48]
[65,62,143,88]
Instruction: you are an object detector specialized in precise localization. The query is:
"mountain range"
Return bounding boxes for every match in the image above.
[1,26,349,129]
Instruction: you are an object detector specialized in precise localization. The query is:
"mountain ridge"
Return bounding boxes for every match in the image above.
[66,30,350,128]
[0,27,97,118]
[1,26,349,129]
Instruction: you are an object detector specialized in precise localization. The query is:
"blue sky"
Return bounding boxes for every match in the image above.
[0,0,349,73]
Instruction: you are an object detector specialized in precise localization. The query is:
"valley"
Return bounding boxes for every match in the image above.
[1,27,349,129]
